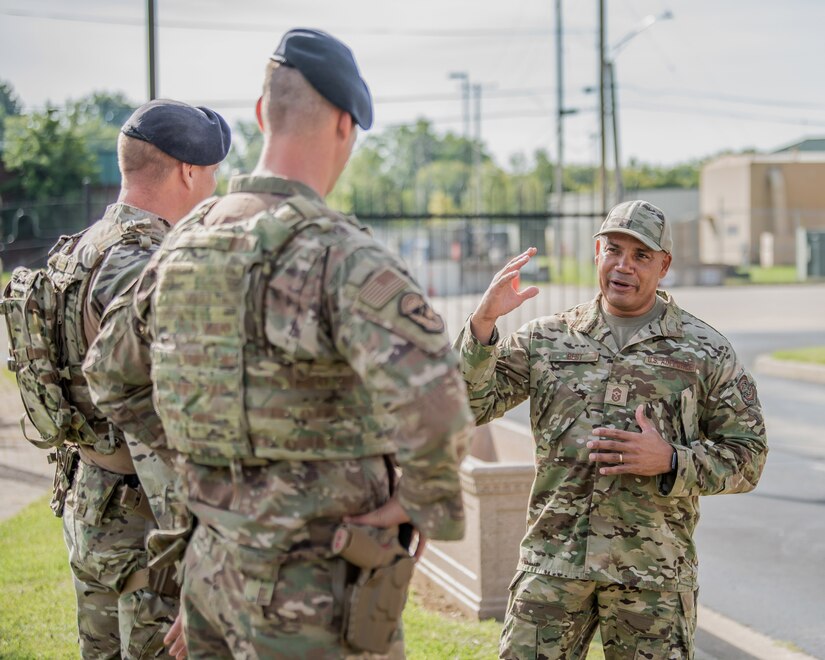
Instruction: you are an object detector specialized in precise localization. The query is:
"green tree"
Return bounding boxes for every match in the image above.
[225,119,263,175]
[0,79,23,146]
[68,91,135,128]
[3,107,97,200]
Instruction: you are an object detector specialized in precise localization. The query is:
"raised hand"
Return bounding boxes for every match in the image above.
[470,247,541,344]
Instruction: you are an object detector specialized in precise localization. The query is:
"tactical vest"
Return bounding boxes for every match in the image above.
[0,211,166,451]
[150,195,388,466]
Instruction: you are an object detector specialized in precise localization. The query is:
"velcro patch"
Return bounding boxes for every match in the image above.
[603,382,629,406]
[359,268,408,310]
[645,355,696,373]
[549,350,599,363]
[736,373,758,406]
[398,292,445,334]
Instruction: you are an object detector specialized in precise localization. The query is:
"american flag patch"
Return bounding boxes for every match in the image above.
[359,268,408,309]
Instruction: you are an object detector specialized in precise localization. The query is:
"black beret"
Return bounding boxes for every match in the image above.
[271,28,373,130]
[120,99,231,166]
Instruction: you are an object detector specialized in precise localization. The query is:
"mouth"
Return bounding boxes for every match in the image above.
[609,278,637,293]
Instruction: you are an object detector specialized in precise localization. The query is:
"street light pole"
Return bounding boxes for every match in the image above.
[448,71,470,143]
[606,10,673,205]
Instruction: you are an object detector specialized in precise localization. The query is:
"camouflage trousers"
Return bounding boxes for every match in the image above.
[63,459,178,658]
[180,524,405,659]
[500,572,697,660]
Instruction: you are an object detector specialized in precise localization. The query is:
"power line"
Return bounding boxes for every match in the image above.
[621,84,825,111]
[621,101,825,128]
[0,8,592,37]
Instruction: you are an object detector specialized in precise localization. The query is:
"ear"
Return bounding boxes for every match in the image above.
[659,252,672,279]
[180,162,195,191]
[594,239,602,264]
[255,97,264,132]
[336,110,354,141]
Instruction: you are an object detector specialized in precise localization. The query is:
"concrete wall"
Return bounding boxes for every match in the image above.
[700,157,752,266]
[415,419,534,620]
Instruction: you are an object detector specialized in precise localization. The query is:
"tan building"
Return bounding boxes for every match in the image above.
[700,148,825,267]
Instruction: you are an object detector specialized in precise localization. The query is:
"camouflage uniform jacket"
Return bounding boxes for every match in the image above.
[59,203,168,462]
[456,291,767,592]
[86,175,473,550]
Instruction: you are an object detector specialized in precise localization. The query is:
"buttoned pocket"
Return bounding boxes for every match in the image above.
[645,385,697,447]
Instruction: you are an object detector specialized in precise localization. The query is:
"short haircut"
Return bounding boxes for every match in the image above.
[117,133,179,186]
[260,61,334,136]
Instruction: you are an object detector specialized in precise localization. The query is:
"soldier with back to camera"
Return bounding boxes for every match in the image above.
[2,99,229,658]
[84,28,474,659]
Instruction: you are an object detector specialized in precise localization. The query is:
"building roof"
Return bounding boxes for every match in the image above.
[772,137,825,153]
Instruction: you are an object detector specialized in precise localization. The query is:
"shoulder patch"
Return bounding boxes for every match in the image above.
[398,292,445,334]
[359,268,408,310]
[736,373,758,406]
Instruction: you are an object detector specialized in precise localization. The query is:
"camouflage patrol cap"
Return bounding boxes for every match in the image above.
[594,200,672,253]
[121,99,231,166]
[270,28,373,129]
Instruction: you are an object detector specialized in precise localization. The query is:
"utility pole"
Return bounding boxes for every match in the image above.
[554,0,566,296]
[147,0,157,100]
[555,0,564,211]
[472,82,483,215]
[598,0,607,215]
[607,61,623,204]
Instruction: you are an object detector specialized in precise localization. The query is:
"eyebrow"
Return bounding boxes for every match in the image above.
[604,239,653,256]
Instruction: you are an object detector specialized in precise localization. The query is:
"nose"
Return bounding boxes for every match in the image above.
[615,253,633,272]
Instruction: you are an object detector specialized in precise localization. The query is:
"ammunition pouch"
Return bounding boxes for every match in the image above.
[331,524,415,655]
[48,445,79,518]
[117,482,156,523]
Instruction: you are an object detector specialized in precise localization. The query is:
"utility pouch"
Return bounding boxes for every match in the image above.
[48,445,79,518]
[332,524,415,655]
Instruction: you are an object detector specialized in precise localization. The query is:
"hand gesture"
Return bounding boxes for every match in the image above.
[586,404,675,476]
[470,247,540,344]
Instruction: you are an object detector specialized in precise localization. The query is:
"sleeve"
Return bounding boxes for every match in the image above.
[660,346,768,498]
[82,261,166,452]
[453,317,532,426]
[322,246,476,541]
[87,244,154,318]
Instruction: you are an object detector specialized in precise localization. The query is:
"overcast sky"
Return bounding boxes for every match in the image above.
[1,0,824,169]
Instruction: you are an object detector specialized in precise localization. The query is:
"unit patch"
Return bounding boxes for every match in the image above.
[736,373,758,406]
[398,292,445,334]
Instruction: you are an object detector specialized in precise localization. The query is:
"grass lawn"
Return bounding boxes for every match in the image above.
[772,346,825,365]
[0,497,605,659]
[726,265,799,285]
[0,497,76,659]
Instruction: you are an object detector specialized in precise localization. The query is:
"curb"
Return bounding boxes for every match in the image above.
[754,355,825,385]
[698,605,816,660]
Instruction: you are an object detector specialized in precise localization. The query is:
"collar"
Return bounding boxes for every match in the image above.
[568,290,684,339]
[102,202,170,229]
[227,174,324,204]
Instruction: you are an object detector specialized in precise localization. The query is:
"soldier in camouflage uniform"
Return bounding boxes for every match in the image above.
[56,99,230,658]
[456,200,768,659]
[84,28,473,659]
